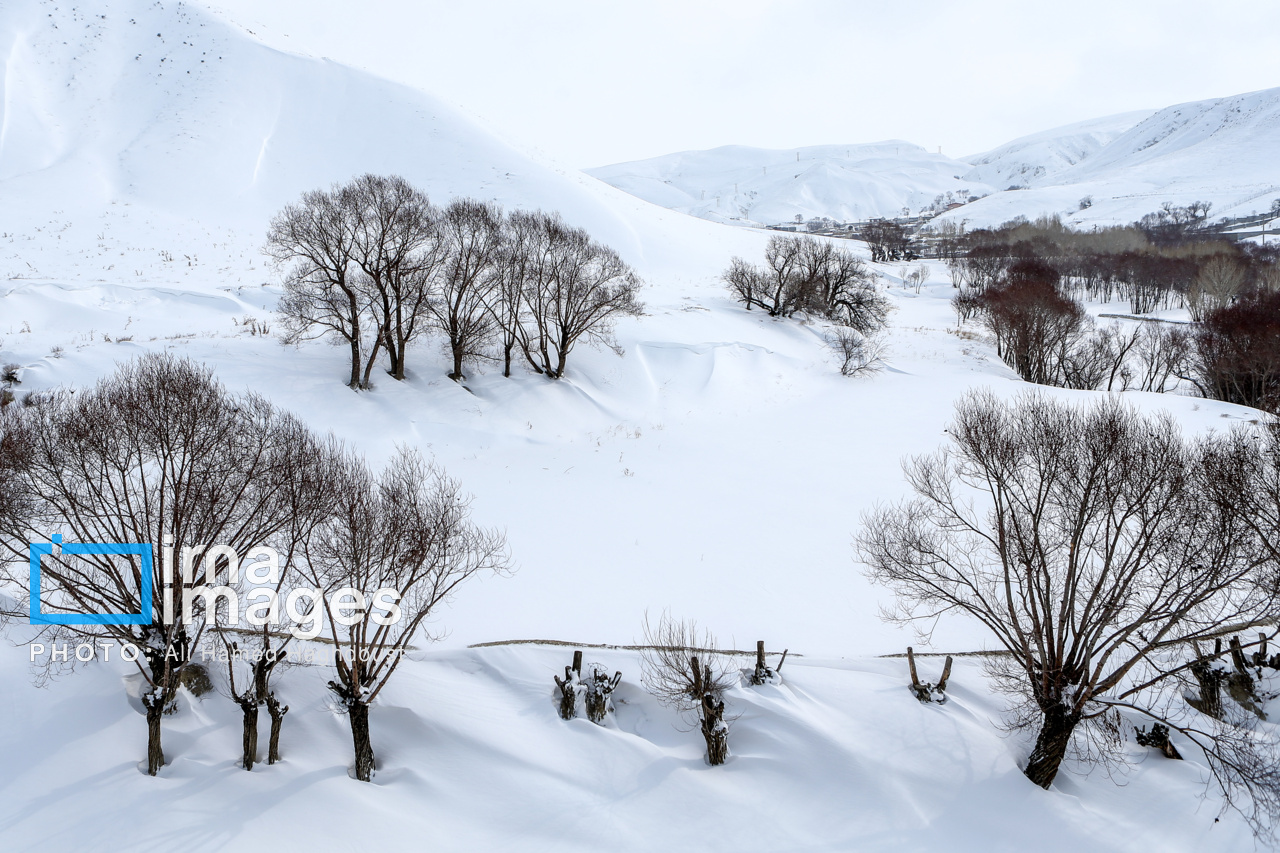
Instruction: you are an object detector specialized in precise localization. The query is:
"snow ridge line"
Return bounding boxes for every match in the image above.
[467,638,798,657]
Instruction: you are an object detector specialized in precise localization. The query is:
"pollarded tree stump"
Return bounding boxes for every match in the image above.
[750,640,788,686]
[1188,656,1227,720]
[1135,722,1182,760]
[266,693,288,764]
[554,651,584,721]
[583,667,622,724]
[906,647,953,704]
[701,692,728,766]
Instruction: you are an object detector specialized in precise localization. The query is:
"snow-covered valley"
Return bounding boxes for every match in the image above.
[1,1,1277,851]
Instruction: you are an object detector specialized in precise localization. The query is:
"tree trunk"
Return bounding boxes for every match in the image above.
[361,334,383,389]
[144,695,165,776]
[266,694,288,764]
[1189,658,1226,719]
[700,693,728,766]
[449,341,465,382]
[348,335,362,389]
[1024,705,1079,789]
[388,328,406,381]
[240,700,259,771]
[752,640,770,685]
[348,701,375,782]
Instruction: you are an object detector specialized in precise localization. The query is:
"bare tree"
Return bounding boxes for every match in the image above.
[1190,255,1247,321]
[0,355,332,775]
[725,236,889,334]
[1059,321,1139,391]
[489,210,540,377]
[826,328,887,377]
[511,212,644,379]
[721,256,771,313]
[856,390,1278,824]
[979,270,1088,385]
[267,185,369,389]
[301,448,510,781]
[903,264,929,294]
[859,219,911,262]
[212,435,345,770]
[1131,322,1192,394]
[796,238,889,333]
[345,175,443,383]
[1191,289,1280,414]
[432,198,504,381]
[639,613,735,766]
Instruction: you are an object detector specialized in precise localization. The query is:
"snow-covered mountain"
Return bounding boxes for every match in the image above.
[587,141,997,226]
[591,88,1280,230]
[948,87,1280,228]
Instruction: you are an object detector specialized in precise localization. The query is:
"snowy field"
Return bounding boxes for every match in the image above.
[0,1,1274,850]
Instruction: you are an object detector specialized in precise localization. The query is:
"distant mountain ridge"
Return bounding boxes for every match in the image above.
[589,87,1280,230]
[587,141,994,226]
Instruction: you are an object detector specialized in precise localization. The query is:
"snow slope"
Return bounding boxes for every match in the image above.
[586,142,997,225]
[0,0,758,284]
[0,633,1258,852]
[961,110,1155,190]
[0,1,1274,850]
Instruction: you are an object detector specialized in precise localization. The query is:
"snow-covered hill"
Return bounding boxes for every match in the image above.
[591,88,1280,231]
[586,142,997,226]
[961,110,1155,190]
[0,0,753,284]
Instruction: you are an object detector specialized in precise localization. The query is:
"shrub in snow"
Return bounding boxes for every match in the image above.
[826,328,886,377]
[640,613,734,766]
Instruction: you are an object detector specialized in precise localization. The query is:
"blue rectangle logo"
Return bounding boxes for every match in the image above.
[29,535,153,625]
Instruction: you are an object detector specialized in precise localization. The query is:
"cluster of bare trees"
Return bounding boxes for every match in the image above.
[267,175,643,388]
[956,258,1193,392]
[723,235,891,375]
[1194,289,1280,413]
[858,220,913,262]
[947,214,1279,317]
[0,354,509,780]
[949,221,1280,411]
[858,391,1280,834]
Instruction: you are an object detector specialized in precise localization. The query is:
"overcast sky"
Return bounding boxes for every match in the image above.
[199,1,1280,168]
